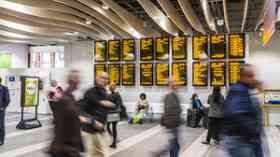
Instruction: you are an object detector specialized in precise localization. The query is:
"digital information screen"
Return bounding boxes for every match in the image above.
[229,61,244,84]
[95,41,107,62]
[172,62,187,86]
[140,38,154,61]
[192,62,208,86]
[108,64,121,85]
[156,63,169,86]
[210,62,226,86]
[229,34,245,59]
[122,39,136,61]
[172,36,187,60]
[122,64,135,86]
[193,36,208,60]
[108,40,121,61]
[210,35,226,59]
[94,64,106,81]
[140,63,153,86]
[156,37,169,60]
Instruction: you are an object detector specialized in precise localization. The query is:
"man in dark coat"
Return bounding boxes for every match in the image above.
[0,77,10,145]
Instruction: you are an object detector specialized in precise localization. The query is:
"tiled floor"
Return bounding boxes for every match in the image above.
[0,112,277,157]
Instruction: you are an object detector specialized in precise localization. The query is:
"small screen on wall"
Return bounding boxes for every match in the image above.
[0,53,12,68]
[193,36,208,60]
[94,64,107,81]
[156,37,169,60]
[108,64,121,85]
[122,64,135,86]
[108,40,121,61]
[229,34,245,59]
[192,62,208,86]
[122,39,136,61]
[210,62,226,86]
[172,62,187,86]
[140,38,154,61]
[229,61,244,84]
[210,35,226,59]
[95,41,107,62]
[140,63,153,86]
[172,36,187,60]
[156,63,169,86]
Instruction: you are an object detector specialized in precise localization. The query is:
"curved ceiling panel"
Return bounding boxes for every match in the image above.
[177,0,206,34]
[241,0,249,32]
[137,0,179,35]
[0,35,68,45]
[223,0,230,33]
[200,0,217,33]
[157,0,192,35]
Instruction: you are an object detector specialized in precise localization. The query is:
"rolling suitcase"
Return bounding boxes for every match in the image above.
[187,109,199,128]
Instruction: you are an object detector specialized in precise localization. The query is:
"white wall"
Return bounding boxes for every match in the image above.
[0,43,28,68]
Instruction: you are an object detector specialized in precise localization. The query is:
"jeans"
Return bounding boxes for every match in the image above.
[168,128,180,157]
[0,109,5,143]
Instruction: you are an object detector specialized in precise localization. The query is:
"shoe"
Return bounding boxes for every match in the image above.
[201,141,210,145]
[110,144,116,149]
[0,141,4,146]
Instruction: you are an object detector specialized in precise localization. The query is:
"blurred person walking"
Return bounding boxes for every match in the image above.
[223,64,265,157]
[202,86,224,145]
[48,70,84,157]
[81,72,115,157]
[0,77,10,146]
[47,80,63,113]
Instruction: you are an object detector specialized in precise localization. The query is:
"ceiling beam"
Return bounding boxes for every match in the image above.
[200,0,218,33]
[241,0,249,32]
[223,0,230,33]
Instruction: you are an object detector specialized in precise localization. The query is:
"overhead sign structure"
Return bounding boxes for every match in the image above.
[108,64,121,85]
[122,64,135,86]
[210,35,226,59]
[229,34,245,59]
[108,40,121,61]
[140,38,154,61]
[210,62,226,86]
[193,36,208,60]
[95,41,107,62]
[156,63,169,86]
[156,37,169,61]
[172,36,187,60]
[140,63,154,86]
[94,64,107,81]
[172,62,187,86]
[122,39,136,61]
[229,61,244,85]
[192,62,208,86]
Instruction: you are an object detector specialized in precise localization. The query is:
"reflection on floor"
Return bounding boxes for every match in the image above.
[0,113,278,157]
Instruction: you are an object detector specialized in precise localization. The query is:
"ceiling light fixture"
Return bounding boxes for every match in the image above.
[102,4,109,10]
[86,19,92,25]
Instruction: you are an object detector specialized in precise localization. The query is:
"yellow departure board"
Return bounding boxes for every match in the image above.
[172,62,187,86]
[140,63,153,86]
[122,64,135,86]
[122,39,135,61]
[95,41,107,62]
[172,36,187,60]
[108,40,121,61]
[156,37,169,60]
[210,62,226,86]
[94,64,106,81]
[140,38,154,61]
[210,35,226,59]
[156,63,169,86]
[108,64,121,85]
[229,61,244,84]
[229,34,245,59]
[192,62,208,86]
[193,36,208,60]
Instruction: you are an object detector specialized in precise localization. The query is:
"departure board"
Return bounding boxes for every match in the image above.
[122,64,135,86]
[229,34,245,59]
[172,62,187,86]
[210,62,226,86]
[140,63,153,86]
[108,64,121,85]
[210,35,226,59]
[94,64,106,81]
[122,39,136,61]
[140,38,154,61]
[192,62,208,86]
[95,41,107,62]
[156,63,169,86]
[229,61,244,84]
[193,36,208,60]
[156,37,169,60]
[172,36,187,60]
[108,40,121,61]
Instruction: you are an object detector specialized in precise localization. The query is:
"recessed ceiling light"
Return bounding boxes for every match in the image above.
[102,4,109,10]
[86,19,92,25]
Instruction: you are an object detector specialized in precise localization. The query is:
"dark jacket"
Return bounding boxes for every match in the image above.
[223,83,262,139]
[161,92,182,128]
[0,84,10,108]
[192,99,204,111]
[207,94,224,118]
[49,89,84,156]
[107,91,122,113]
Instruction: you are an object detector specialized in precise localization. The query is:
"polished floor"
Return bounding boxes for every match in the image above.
[0,113,278,157]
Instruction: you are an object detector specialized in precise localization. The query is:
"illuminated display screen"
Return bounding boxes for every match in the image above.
[140,63,153,86]
[156,63,169,86]
[122,39,136,61]
[192,62,208,86]
[122,64,135,86]
[95,41,107,62]
[172,36,187,60]
[210,62,226,86]
[156,37,169,60]
[229,61,244,84]
[229,34,245,59]
[193,36,208,60]
[210,35,226,59]
[140,38,154,61]
[172,62,187,86]
[94,64,107,81]
[108,40,121,61]
[108,64,121,85]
